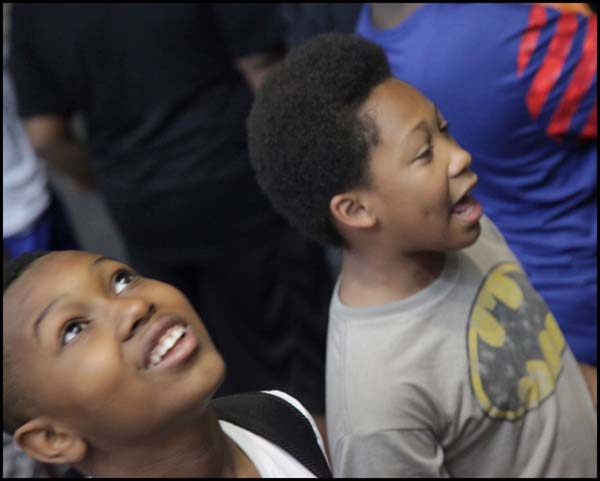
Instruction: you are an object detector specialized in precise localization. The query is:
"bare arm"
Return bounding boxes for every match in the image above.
[370,3,424,30]
[235,48,285,93]
[24,115,96,190]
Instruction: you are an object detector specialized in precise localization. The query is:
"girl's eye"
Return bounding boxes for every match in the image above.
[440,121,451,136]
[112,268,137,295]
[62,320,89,346]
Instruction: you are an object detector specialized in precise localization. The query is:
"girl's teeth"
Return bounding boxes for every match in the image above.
[149,325,186,366]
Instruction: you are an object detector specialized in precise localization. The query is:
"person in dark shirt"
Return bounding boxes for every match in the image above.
[8,4,331,435]
[279,3,362,48]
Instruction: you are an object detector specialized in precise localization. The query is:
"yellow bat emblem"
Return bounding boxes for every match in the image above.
[467,263,566,420]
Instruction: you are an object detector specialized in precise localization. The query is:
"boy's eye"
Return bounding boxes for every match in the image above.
[112,268,137,295]
[440,121,450,135]
[415,144,433,161]
[62,320,89,346]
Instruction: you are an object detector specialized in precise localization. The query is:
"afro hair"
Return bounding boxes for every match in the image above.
[247,33,392,246]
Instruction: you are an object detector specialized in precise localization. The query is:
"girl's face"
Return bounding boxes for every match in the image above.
[4,250,226,446]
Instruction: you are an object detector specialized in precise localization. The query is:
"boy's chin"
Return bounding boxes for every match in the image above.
[453,221,482,250]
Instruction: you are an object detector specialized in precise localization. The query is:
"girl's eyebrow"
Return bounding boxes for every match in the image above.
[33,256,119,339]
[91,255,118,267]
[33,295,66,340]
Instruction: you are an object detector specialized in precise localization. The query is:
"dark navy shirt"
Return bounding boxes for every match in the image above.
[9,4,287,261]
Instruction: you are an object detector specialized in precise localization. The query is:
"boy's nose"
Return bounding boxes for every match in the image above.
[448,144,472,177]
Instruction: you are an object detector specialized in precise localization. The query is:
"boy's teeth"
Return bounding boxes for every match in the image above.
[149,325,187,366]
[453,194,472,213]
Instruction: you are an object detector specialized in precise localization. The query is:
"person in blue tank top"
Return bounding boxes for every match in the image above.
[357,2,597,394]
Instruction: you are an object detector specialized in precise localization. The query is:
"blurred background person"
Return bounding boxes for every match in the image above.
[357,3,597,404]
[8,3,332,439]
[279,3,362,49]
[4,4,75,477]
[3,432,46,479]
[3,45,78,262]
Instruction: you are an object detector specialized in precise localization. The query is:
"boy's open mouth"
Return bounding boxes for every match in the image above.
[452,192,473,213]
[452,192,483,223]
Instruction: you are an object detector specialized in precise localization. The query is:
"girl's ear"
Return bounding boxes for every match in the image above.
[14,417,87,465]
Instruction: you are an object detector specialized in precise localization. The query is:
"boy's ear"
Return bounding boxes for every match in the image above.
[330,191,376,231]
[14,417,87,465]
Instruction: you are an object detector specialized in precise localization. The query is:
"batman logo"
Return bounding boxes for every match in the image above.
[467,262,566,420]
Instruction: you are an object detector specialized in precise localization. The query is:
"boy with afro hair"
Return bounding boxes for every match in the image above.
[3,250,331,478]
[247,33,596,477]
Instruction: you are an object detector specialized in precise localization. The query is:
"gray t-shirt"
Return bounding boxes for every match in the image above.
[327,216,597,477]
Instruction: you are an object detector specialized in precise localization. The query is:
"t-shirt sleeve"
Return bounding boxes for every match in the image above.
[517,5,596,142]
[261,390,329,463]
[211,4,285,59]
[8,4,72,118]
[333,429,450,478]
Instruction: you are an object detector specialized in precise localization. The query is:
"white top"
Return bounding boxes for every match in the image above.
[3,45,50,238]
[327,215,597,477]
[83,390,328,478]
[219,390,328,478]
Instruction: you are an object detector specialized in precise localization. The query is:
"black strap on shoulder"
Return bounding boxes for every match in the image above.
[63,392,331,478]
[63,467,83,478]
[211,391,332,478]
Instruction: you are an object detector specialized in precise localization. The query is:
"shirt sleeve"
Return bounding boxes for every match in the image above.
[518,5,596,142]
[211,4,286,59]
[8,4,72,118]
[333,429,450,478]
